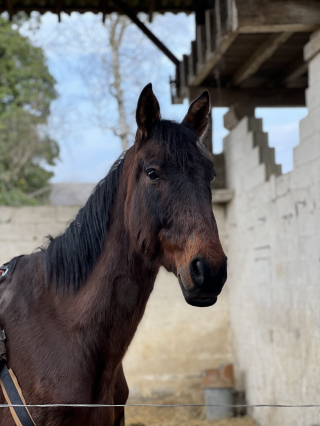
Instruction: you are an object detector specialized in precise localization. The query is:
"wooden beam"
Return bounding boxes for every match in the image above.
[239,24,319,33]
[189,41,198,77]
[215,0,222,47]
[180,55,189,96]
[111,0,179,66]
[6,0,14,20]
[189,31,238,86]
[233,32,293,86]
[282,58,308,85]
[187,0,239,86]
[226,0,238,33]
[196,25,207,66]
[56,0,61,22]
[236,0,320,33]
[0,4,195,15]
[205,9,215,55]
[188,87,305,107]
[148,0,155,23]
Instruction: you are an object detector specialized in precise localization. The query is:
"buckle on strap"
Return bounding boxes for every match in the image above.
[0,330,6,363]
[0,330,6,342]
[0,267,8,279]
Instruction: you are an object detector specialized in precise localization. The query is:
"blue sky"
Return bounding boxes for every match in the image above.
[21,12,308,182]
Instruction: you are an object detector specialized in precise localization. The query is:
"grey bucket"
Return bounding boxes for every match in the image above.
[205,388,233,420]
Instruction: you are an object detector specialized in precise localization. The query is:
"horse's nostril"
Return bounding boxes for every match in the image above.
[190,256,227,290]
[190,257,206,287]
[194,260,202,277]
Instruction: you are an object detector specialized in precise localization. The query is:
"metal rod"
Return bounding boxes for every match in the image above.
[112,0,180,66]
[1,403,320,408]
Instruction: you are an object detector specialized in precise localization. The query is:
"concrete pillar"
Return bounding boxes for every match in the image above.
[223,103,255,131]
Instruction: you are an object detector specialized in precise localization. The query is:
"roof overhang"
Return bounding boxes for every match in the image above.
[172,0,320,107]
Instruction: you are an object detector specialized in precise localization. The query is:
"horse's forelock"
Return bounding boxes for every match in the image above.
[149,119,213,171]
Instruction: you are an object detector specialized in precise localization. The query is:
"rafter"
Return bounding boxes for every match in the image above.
[282,58,308,85]
[6,0,14,20]
[188,87,305,107]
[189,32,237,86]
[236,0,320,33]
[232,32,293,86]
[111,0,179,66]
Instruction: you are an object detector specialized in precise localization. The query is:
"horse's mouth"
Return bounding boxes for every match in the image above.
[178,275,218,307]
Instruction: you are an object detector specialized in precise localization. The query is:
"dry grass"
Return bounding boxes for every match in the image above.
[126,405,259,426]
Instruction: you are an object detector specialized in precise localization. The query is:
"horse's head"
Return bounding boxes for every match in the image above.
[123,83,227,307]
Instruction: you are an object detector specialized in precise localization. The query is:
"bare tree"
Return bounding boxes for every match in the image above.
[37,12,194,155]
[45,12,176,152]
[108,15,130,151]
[54,13,143,152]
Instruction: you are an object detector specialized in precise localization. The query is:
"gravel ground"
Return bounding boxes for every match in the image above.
[126,405,259,426]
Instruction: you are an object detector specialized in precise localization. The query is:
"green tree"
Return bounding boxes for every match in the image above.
[0,16,59,206]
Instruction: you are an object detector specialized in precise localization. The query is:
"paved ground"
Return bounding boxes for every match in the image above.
[126,405,259,426]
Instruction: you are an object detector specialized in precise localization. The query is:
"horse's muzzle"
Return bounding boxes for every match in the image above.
[178,274,218,307]
[190,256,227,292]
[178,256,227,307]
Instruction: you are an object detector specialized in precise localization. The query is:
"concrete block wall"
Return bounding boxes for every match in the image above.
[0,206,80,263]
[0,203,231,403]
[224,41,320,425]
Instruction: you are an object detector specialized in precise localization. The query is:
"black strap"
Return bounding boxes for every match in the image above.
[0,255,24,283]
[0,362,35,426]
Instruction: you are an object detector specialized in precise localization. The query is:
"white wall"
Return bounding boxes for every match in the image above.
[224,42,320,426]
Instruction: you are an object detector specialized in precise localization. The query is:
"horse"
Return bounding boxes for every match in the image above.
[0,83,227,426]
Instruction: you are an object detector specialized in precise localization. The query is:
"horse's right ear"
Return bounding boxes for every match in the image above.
[136,83,160,143]
[182,90,210,138]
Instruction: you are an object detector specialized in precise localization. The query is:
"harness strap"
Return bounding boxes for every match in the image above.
[0,363,36,426]
[0,257,36,426]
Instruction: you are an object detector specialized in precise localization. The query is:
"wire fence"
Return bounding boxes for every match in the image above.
[1,403,320,408]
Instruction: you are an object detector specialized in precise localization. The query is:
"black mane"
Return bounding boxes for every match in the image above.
[44,154,125,293]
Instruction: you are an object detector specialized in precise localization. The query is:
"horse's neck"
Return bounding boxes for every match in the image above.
[62,213,159,368]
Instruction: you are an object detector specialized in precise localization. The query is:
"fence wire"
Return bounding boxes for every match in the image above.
[1,403,320,408]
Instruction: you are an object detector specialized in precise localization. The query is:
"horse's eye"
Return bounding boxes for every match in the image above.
[147,169,160,181]
[211,172,216,182]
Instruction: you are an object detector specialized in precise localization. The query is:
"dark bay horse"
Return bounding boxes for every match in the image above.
[0,84,227,426]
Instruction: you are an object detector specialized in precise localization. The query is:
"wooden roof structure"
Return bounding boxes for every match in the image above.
[2,0,319,108]
[172,0,320,107]
[0,0,198,19]
[0,0,206,69]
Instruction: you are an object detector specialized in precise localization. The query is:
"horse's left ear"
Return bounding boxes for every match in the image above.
[136,83,160,142]
[182,91,210,138]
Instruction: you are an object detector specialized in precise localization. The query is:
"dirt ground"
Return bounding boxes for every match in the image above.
[126,405,259,426]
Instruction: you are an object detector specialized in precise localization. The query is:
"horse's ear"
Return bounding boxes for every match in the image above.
[136,83,160,142]
[182,91,210,138]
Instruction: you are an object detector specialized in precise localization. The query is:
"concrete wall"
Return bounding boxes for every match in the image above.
[224,38,320,426]
[0,203,231,403]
